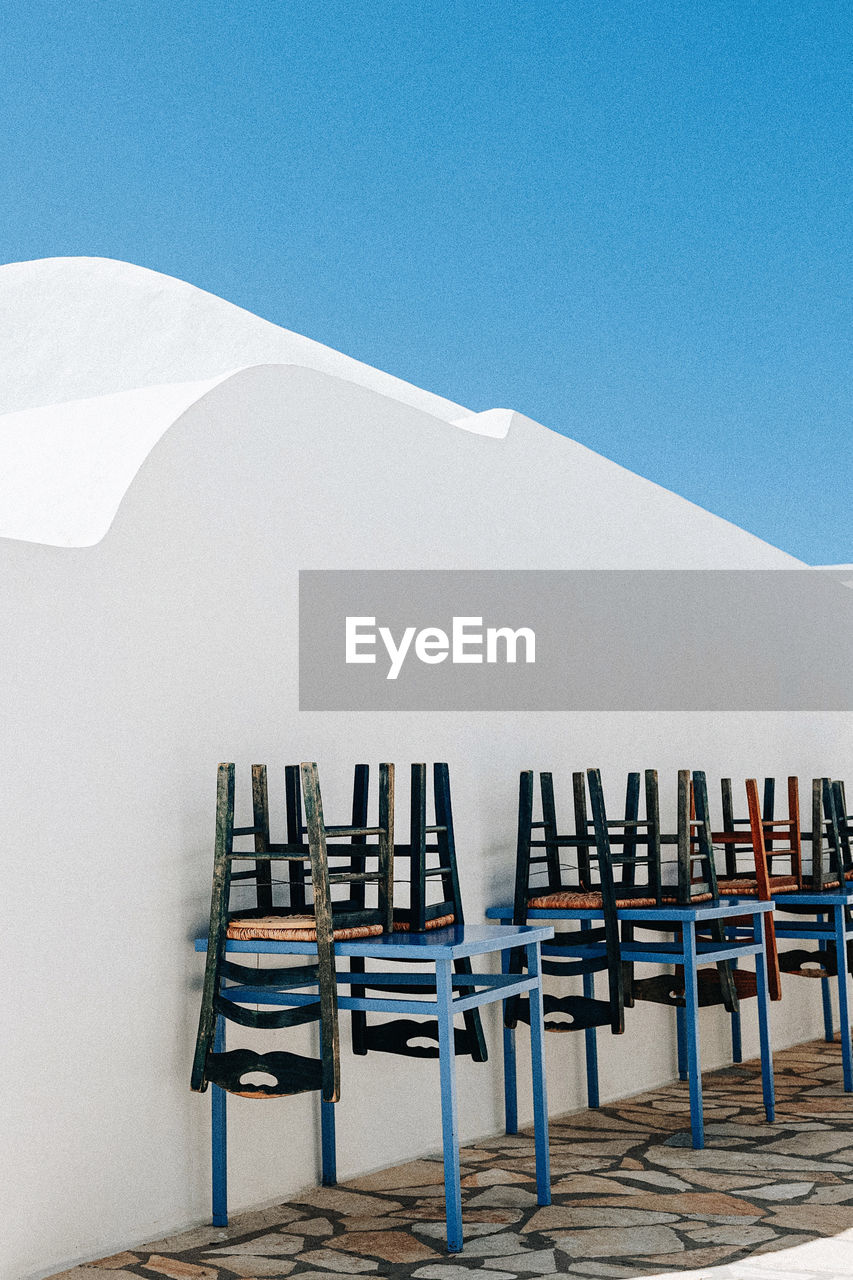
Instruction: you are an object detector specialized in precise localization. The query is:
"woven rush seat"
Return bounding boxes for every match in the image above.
[527,888,713,910]
[717,874,799,896]
[393,912,455,932]
[227,913,384,942]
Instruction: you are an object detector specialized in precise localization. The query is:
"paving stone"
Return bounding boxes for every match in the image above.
[291,1188,404,1215]
[450,1232,530,1257]
[482,1247,558,1273]
[49,1272,140,1279]
[644,1243,740,1269]
[413,1220,513,1241]
[645,1145,852,1173]
[809,1184,853,1203]
[681,1223,778,1246]
[526,1206,679,1231]
[766,1132,853,1156]
[460,1168,534,1187]
[413,1269,516,1280]
[738,1181,815,1201]
[204,1233,303,1256]
[761,1204,853,1233]
[332,1230,439,1264]
[202,1258,296,1277]
[553,1225,684,1258]
[278,1214,333,1236]
[548,1175,643,1198]
[295,1248,378,1271]
[140,1260,220,1279]
[564,1265,649,1278]
[465,1186,541,1208]
[607,1170,691,1191]
[349,1159,447,1191]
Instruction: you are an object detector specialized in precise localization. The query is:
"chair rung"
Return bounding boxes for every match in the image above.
[232,826,258,836]
[230,850,307,861]
[424,826,447,833]
[328,871,382,883]
[424,865,453,876]
[325,825,384,837]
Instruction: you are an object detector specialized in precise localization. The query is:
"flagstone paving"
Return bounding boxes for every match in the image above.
[49,1039,853,1280]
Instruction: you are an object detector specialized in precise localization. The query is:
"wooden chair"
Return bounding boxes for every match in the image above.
[191,761,394,1103]
[706,776,805,1002]
[620,770,739,1014]
[349,762,487,1061]
[507,768,625,1037]
[774,777,847,978]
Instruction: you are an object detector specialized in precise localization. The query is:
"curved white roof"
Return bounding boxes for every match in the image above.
[0,256,803,560]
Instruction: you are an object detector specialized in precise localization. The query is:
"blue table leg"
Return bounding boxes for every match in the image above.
[822,974,834,1042]
[753,912,775,1122]
[436,956,463,1253]
[682,921,704,1149]
[729,953,743,1065]
[580,920,600,1107]
[526,942,551,1207]
[820,912,834,1042]
[211,1016,227,1227]
[321,1100,337,1185]
[834,905,853,1092]
[501,948,518,1134]
[676,1002,688,1081]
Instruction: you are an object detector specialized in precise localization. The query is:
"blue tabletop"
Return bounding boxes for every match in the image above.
[487,900,775,923]
[196,920,554,960]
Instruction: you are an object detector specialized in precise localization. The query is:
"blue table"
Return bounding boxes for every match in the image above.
[487,900,776,1149]
[772,888,853,1090]
[195,922,553,1253]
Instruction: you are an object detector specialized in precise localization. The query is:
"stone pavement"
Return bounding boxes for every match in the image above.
[50,1038,853,1280]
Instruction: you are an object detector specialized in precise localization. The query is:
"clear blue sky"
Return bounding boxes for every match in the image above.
[2,1,850,562]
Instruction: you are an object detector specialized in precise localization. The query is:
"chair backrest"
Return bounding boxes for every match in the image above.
[514,768,663,912]
[673,770,721,904]
[299,761,395,935]
[718,776,802,885]
[392,762,464,932]
[832,780,853,874]
[807,777,845,891]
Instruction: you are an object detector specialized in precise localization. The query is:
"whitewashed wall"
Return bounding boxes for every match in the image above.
[2,362,849,1280]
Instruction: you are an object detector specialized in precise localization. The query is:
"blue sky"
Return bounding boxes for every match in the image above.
[2,1,850,562]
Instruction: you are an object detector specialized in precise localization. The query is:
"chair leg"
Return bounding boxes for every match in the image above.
[321,1099,337,1185]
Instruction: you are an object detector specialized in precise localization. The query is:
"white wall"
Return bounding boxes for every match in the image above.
[2,365,848,1280]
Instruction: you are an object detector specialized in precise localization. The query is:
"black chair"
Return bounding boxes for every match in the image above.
[191,761,394,1102]
[350,762,487,1061]
[507,768,625,1036]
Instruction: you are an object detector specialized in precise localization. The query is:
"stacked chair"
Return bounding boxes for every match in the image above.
[508,767,625,1039]
[191,761,393,1103]
[349,762,487,1062]
[192,759,486,1108]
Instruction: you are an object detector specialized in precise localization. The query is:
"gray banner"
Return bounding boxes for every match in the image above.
[298,570,853,711]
